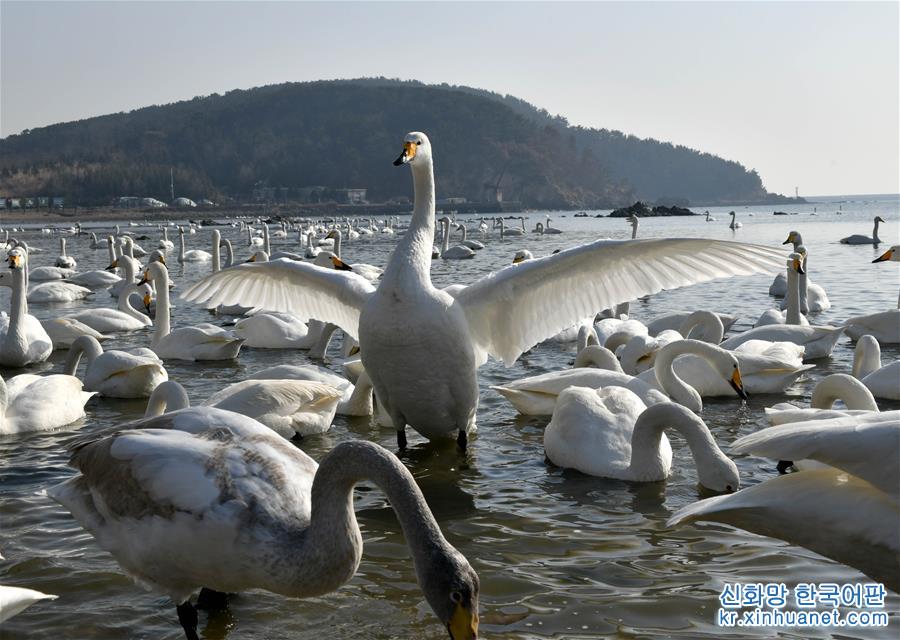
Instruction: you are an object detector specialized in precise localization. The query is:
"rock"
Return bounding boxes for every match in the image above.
[609,201,696,217]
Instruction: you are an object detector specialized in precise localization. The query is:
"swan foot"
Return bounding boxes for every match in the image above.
[396,429,407,451]
[457,429,468,453]
[776,460,794,474]
[196,588,230,611]
[176,600,200,640]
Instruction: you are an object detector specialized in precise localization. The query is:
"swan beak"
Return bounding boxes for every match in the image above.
[793,257,805,275]
[448,602,478,640]
[393,141,417,166]
[143,294,152,313]
[873,248,893,263]
[8,253,21,268]
[245,255,257,263]
[138,270,150,286]
[782,233,794,245]
[348,345,360,356]
[331,256,353,271]
[512,255,526,264]
[729,369,748,401]
[105,260,118,271]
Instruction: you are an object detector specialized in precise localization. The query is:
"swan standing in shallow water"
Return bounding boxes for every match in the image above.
[0,250,53,366]
[50,423,480,640]
[545,387,739,491]
[840,215,885,245]
[183,132,782,449]
[668,415,900,591]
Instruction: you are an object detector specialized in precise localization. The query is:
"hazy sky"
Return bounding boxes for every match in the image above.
[2,1,897,196]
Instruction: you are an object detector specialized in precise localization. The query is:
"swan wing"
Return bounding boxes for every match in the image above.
[181,259,376,339]
[732,413,900,498]
[455,238,783,365]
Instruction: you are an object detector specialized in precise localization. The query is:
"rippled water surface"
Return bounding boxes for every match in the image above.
[1,197,899,639]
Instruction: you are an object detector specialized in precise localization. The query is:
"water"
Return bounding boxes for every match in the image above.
[1,196,898,639]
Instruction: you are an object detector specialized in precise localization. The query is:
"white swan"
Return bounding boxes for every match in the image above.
[545,386,739,491]
[0,585,57,622]
[667,415,900,591]
[233,311,316,349]
[249,364,376,417]
[852,335,900,401]
[141,262,243,361]
[159,227,175,252]
[68,268,122,287]
[626,215,639,239]
[0,372,94,435]
[89,232,105,250]
[512,249,534,264]
[325,229,383,281]
[457,223,485,249]
[728,211,742,229]
[64,283,153,332]
[840,215,885,245]
[720,323,844,360]
[0,251,52,366]
[54,237,77,269]
[178,227,211,263]
[498,217,525,237]
[50,423,479,639]
[765,373,879,424]
[64,335,168,398]
[646,310,738,337]
[29,265,74,282]
[619,330,683,375]
[183,132,783,449]
[755,253,810,327]
[28,279,92,303]
[439,217,476,259]
[542,216,563,234]
[40,317,110,349]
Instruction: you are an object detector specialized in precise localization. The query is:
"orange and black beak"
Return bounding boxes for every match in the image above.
[143,293,152,314]
[729,368,748,401]
[873,248,894,263]
[8,253,21,269]
[792,256,805,275]
[393,141,417,166]
[138,270,150,286]
[105,259,118,271]
[330,256,353,271]
[782,232,794,245]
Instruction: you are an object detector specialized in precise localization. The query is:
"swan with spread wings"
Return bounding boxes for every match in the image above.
[183,132,783,450]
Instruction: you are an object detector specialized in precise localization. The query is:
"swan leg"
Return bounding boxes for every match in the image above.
[776,460,794,474]
[196,588,229,610]
[456,429,468,453]
[396,427,407,450]
[176,600,200,640]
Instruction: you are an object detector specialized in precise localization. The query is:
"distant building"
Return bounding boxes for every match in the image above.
[173,197,197,208]
[437,197,467,205]
[142,197,168,208]
[116,196,142,208]
[334,188,367,204]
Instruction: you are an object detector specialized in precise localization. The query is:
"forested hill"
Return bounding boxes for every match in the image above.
[0,78,796,208]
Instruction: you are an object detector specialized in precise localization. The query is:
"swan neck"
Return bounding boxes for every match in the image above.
[178,229,186,262]
[440,218,450,254]
[339,371,374,415]
[150,265,171,346]
[382,159,435,287]
[222,239,234,267]
[333,231,342,258]
[64,335,103,376]
[145,381,190,417]
[574,345,622,372]
[654,341,711,412]
[678,311,724,343]
[852,339,881,378]
[117,283,146,320]
[873,219,881,242]
[302,441,448,595]
[785,264,802,324]
[212,231,221,273]
[6,266,27,344]
[810,374,879,411]
[263,225,271,255]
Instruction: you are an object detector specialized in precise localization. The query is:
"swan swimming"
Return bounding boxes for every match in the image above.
[840,215,885,245]
[852,334,900,401]
[183,132,783,449]
[0,250,53,366]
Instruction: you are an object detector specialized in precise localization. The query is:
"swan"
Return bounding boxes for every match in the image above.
[542,216,563,234]
[0,251,52,366]
[54,237,77,269]
[106,255,140,298]
[457,223,485,249]
[843,245,900,344]
[704,211,716,222]
[840,215,885,245]
[667,415,900,591]
[728,211,742,229]
[89,232,105,249]
[0,585,57,622]
[776,246,829,313]
[325,229,383,281]
[233,311,316,348]
[249,364,376,417]
[159,227,175,252]
[439,217,476,259]
[64,335,168,398]
[646,310,738,337]
[121,235,147,258]
[512,249,534,264]
[755,253,810,327]
[202,379,343,437]
[28,265,74,282]
[498,216,526,237]
[619,330,683,375]
[178,227,211,263]
[68,268,122,287]
[852,335,900,401]
[304,230,320,258]
[627,215,639,239]
[27,278,92,303]
[764,373,879,430]
[720,323,844,360]
[140,262,243,361]
[0,372,94,434]
[183,132,783,449]
[40,317,110,349]
[596,317,648,350]
[50,424,480,640]
[64,283,153,332]
[491,346,670,415]
[545,387,740,491]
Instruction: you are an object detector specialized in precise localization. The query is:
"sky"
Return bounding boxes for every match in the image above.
[1,1,897,196]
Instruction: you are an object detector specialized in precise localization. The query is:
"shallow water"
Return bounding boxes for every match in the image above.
[1,196,899,639]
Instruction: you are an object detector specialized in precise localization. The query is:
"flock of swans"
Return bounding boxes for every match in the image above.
[1,132,898,637]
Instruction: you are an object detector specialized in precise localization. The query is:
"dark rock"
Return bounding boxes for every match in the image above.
[609,201,696,217]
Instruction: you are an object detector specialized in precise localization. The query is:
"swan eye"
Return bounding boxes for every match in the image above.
[726,485,733,492]
[450,590,462,603]
[416,141,422,146]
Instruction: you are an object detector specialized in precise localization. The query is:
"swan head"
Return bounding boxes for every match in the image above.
[873,245,898,263]
[393,131,431,167]
[782,230,802,245]
[6,249,25,270]
[422,549,479,640]
[106,258,118,271]
[512,250,533,264]
[788,252,805,275]
[875,216,885,223]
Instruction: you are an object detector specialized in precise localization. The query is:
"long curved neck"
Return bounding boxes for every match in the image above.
[382,160,435,288]
[811,374,879,411]
[678,311,724,343]
[440,219,450,254]
[107,237,116,264]
[212,231,221,273]
[263,225,271,254]
[332,231,342,258]
[338,371,374,415]
[574,345,623,372]
[499,218,505,238]
[121,256,136,284]
[5,266,28,347]
[873,219,881,242]
[853,338,881,378]
[798,255,809,310]
[117,283,148,320]
[292,441,449,597]
[630,404,730,486]
[654,340,714,412]
[222,239,234,267]
[149,265,171,346]
[460,225,467,242]
[631,222,638,239]
[63,335,103,376]
[576,325,599,352]
[785,264,802,324]
[145,381,190,416]
[60,237,67,256]
[178,230,186,261]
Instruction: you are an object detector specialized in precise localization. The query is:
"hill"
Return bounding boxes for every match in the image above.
[0,78,799,208]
